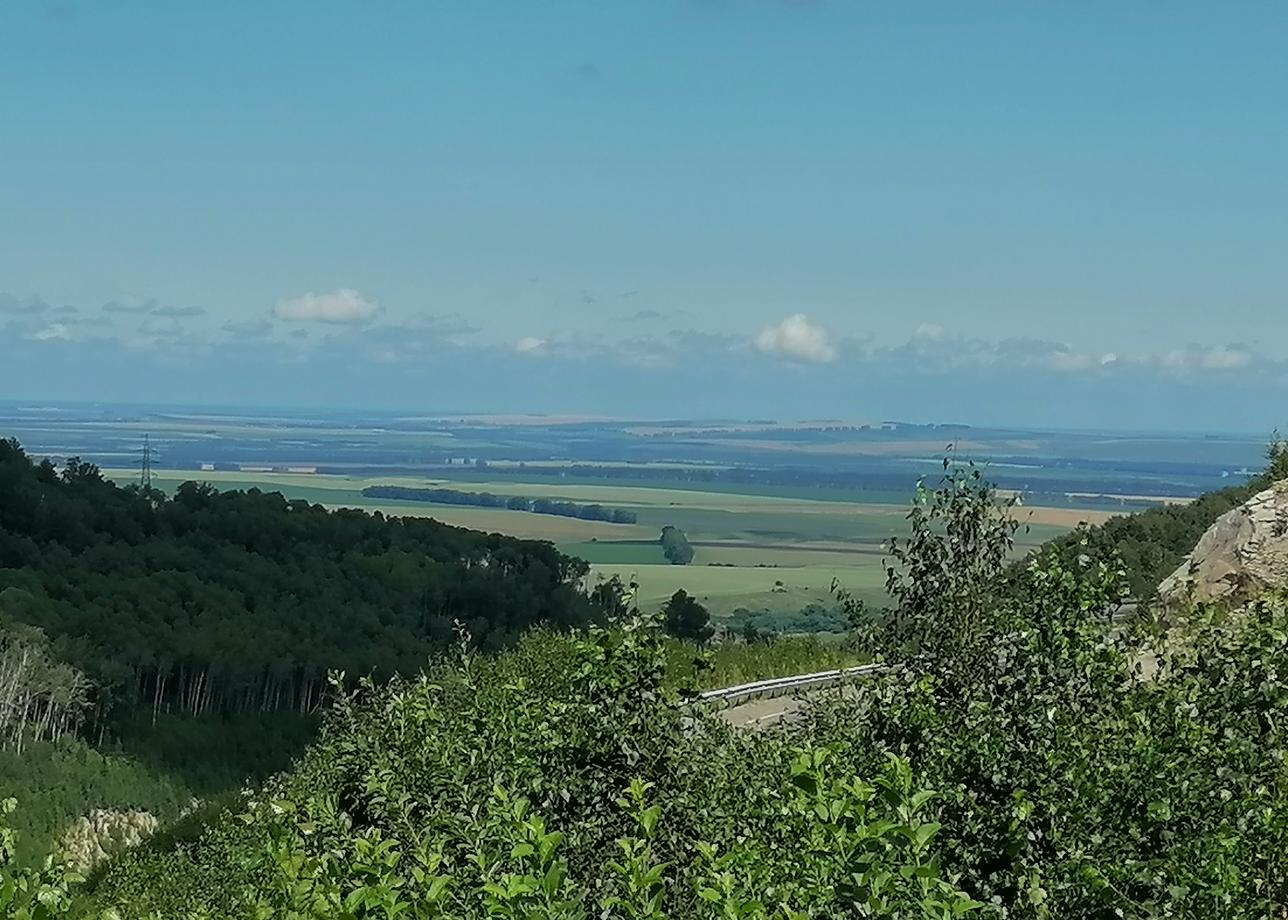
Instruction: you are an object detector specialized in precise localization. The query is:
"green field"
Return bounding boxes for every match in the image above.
[107,468,1104,619]
[585,561,886,616]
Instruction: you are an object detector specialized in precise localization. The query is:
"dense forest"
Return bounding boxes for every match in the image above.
[0,438,606,737]
[362,485,638,523]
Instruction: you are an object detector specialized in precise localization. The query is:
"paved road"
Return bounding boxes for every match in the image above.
[720,684,861,728]
[720,695,808,728]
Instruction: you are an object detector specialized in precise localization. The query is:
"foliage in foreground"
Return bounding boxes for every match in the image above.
[91,596,1288,915]
[831,462,1288,916]
[82,625,976,919]
[1,798,82,920]
[8,462,1288,918]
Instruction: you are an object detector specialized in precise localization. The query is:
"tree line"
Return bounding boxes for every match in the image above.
[362,485,638,524]
[444,460,1205,505]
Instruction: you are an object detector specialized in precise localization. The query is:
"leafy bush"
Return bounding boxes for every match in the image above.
[89,623,977,919]
[0,740,191,868]
[726,604,851,638]
[1,798,80,919]
[812,463,1288,917]
[109,710,318,797]
[661,590,714,644]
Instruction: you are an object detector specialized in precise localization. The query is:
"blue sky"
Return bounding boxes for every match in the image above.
[1,1,1285,430]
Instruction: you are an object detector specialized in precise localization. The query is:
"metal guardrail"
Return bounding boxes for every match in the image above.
[697,663,885,708]
[698,601,1143,710]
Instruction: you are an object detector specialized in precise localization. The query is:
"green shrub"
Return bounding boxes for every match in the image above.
[1,798,81,919]
[90,622,976,919]
[0,740,191,868]
[662,634,863,691]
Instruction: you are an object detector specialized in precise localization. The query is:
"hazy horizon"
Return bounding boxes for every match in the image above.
[2,398,1278,444]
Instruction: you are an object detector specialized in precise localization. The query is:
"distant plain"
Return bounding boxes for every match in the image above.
[6,402,1252,619]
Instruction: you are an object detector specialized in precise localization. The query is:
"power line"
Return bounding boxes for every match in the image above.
[139,433,155,489]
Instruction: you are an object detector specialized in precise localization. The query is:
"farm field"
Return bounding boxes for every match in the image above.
[107,467,1113,618]
[589,562,884,617]
[108,470,657,543]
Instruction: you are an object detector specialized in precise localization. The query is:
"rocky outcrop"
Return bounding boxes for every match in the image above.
[1156,481,1288,607]
[57,809,160,874]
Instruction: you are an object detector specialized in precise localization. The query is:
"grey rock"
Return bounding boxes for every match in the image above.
[57,808,160,874]
[1157,482,1288,607]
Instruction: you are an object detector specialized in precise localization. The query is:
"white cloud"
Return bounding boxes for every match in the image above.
[514,336,548,355]
[1157,344,1255,372]
[754,314,837,364]
[1197,345,1253,370]
[26,323,70,341]
[273,288,378,324]
[872,327,1268,379]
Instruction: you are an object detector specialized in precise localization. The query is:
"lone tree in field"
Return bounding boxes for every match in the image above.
[660,525,695,565]
[662,589,713,644]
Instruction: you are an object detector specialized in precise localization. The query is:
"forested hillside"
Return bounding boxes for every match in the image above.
[0,437,601,737]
